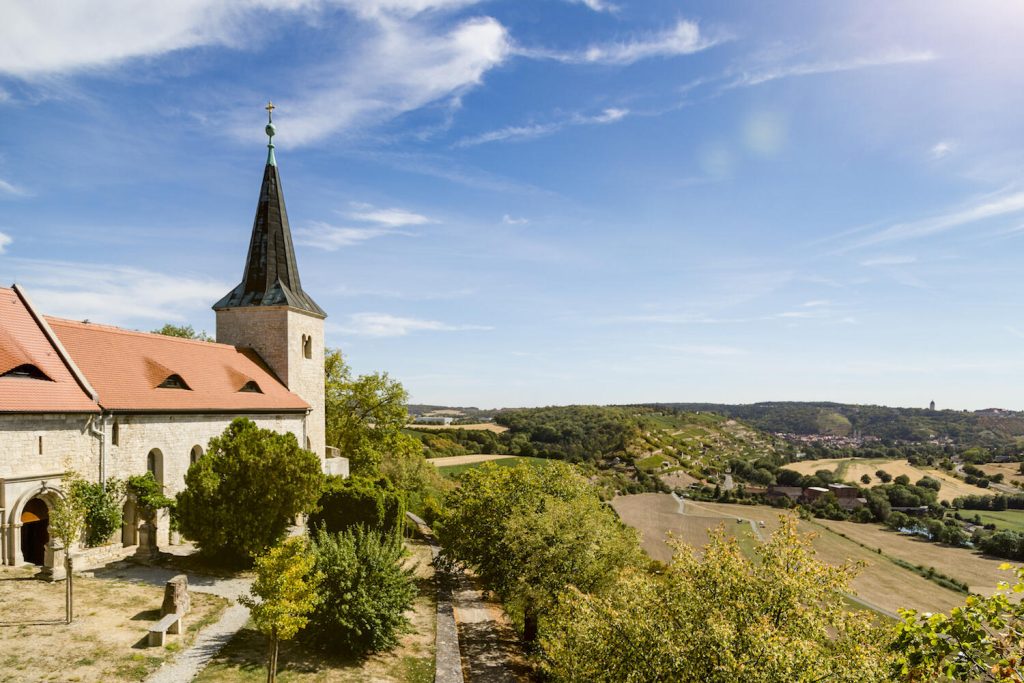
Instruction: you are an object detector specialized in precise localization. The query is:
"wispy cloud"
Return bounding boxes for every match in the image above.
[502,214,528,225]
[237,13,510,147]
[0,178,27,197]
[851,189,1024,248]
[860,254,918,266]
[332,312,492,337]
[347,205,434,227]
[724,49,937,90]
[930,140,955,160]
[456,107,628,147]
[9,258,228,325]
[517,20,718,65]
[565,0,618,12]
[0,232,11,254]
[296,202,434,251]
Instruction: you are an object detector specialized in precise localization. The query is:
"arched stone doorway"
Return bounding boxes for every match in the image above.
[20,498,50,566]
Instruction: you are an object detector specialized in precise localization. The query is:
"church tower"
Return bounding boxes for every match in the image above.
[214,103,326,459]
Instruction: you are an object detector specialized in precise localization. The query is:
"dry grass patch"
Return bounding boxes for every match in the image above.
[0,565,227,683]
[195,539,436,683]
[410,423,508,433]
[978,462,1024,487]
[783,458,990,502]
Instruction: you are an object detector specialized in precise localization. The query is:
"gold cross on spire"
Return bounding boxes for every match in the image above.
[265,100,275,122]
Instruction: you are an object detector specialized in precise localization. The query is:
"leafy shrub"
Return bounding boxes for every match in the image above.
[308,476,405,537]
[176,418,324,564]
[304,527,416,657]
[71,478,125,547]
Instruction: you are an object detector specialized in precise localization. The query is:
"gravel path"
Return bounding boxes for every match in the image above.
[93,560,252,683]
[426,454,520,466]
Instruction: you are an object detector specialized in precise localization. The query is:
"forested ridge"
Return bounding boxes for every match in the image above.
[650,401,1024,446]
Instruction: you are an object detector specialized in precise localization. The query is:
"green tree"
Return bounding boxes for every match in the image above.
[305,527,416,657]
[308,476,405,537]
[436,461,644,643]
[324,349,416,476]
[892,564,1024,682]
[49,473,89,624]
[176,419,324,564]
[71,478,125,547]
[539,517,893,682]
[152,323,213,341]
[239,537,319,683]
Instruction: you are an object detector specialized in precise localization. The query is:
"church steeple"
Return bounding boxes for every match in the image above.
[213,103,325,317]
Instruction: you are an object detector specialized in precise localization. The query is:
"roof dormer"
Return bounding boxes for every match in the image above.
[157,374,191,390]
[1,363,52,381]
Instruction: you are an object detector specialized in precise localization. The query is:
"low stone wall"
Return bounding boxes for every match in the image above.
[72,542,135,571]
[406,512,463,683]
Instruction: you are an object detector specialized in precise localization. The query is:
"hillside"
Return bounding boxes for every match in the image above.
[650,402,1024,447]
[408,405,788,495]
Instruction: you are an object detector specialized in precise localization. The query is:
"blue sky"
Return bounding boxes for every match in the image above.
[1,1,1023,410]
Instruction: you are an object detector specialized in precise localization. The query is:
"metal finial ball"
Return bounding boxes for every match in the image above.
[266,122,276,138]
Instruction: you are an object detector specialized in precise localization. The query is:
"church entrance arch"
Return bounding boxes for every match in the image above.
[20,497,50,566]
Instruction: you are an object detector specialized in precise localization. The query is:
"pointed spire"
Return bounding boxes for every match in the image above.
[213,105,325,318]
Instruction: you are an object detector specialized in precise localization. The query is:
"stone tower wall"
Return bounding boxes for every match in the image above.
[215,306,325,459]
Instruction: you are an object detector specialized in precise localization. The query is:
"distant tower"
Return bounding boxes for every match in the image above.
[214,102,326,459]
[929,400,936,411]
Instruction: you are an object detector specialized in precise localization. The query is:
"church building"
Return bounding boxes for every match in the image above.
[0,107,343,572]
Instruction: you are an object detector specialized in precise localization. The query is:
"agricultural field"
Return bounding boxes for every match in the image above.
[783,458,990,502]
[969,509,1024,533]
[978,461,1024,487]
[409,423,508,433]
[431,455,549,479]
[814,518,1014,595]
[612,493,970,615]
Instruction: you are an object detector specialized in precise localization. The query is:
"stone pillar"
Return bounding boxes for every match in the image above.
[161,575,191,616]
[44,542,66,581]
[10,522,23,566]
[0,520,7,565]
[134,520,159,561]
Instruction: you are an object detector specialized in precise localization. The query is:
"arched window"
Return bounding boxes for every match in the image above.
[302,334,312,359]
[147,448,164,486]
[305,436,312,451]
[190,445,203,465]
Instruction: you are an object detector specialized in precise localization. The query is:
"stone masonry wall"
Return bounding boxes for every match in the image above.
[216,305,326,460]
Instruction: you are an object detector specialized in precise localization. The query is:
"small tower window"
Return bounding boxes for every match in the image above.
[240,380,263,394]
[157,374,191,390]
[38,436,43,455]
[112,421,120,446]
[302,335,312,360]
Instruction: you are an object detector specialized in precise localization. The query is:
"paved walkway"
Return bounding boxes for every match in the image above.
[93,558,252,683]
[451,574,530,683]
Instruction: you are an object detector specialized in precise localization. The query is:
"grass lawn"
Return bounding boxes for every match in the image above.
[972,509,1024,533]
[195,539,436,683]
[0,565,228,683]
[435,456,551,479]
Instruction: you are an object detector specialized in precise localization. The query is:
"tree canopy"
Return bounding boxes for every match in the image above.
[176,418,323,564]
[539,516,893,682]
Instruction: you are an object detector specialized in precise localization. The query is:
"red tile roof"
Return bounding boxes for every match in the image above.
[46,318,309,413]
[0,287,99,413]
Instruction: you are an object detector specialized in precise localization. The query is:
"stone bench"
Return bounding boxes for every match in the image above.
[148,612,183,647]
